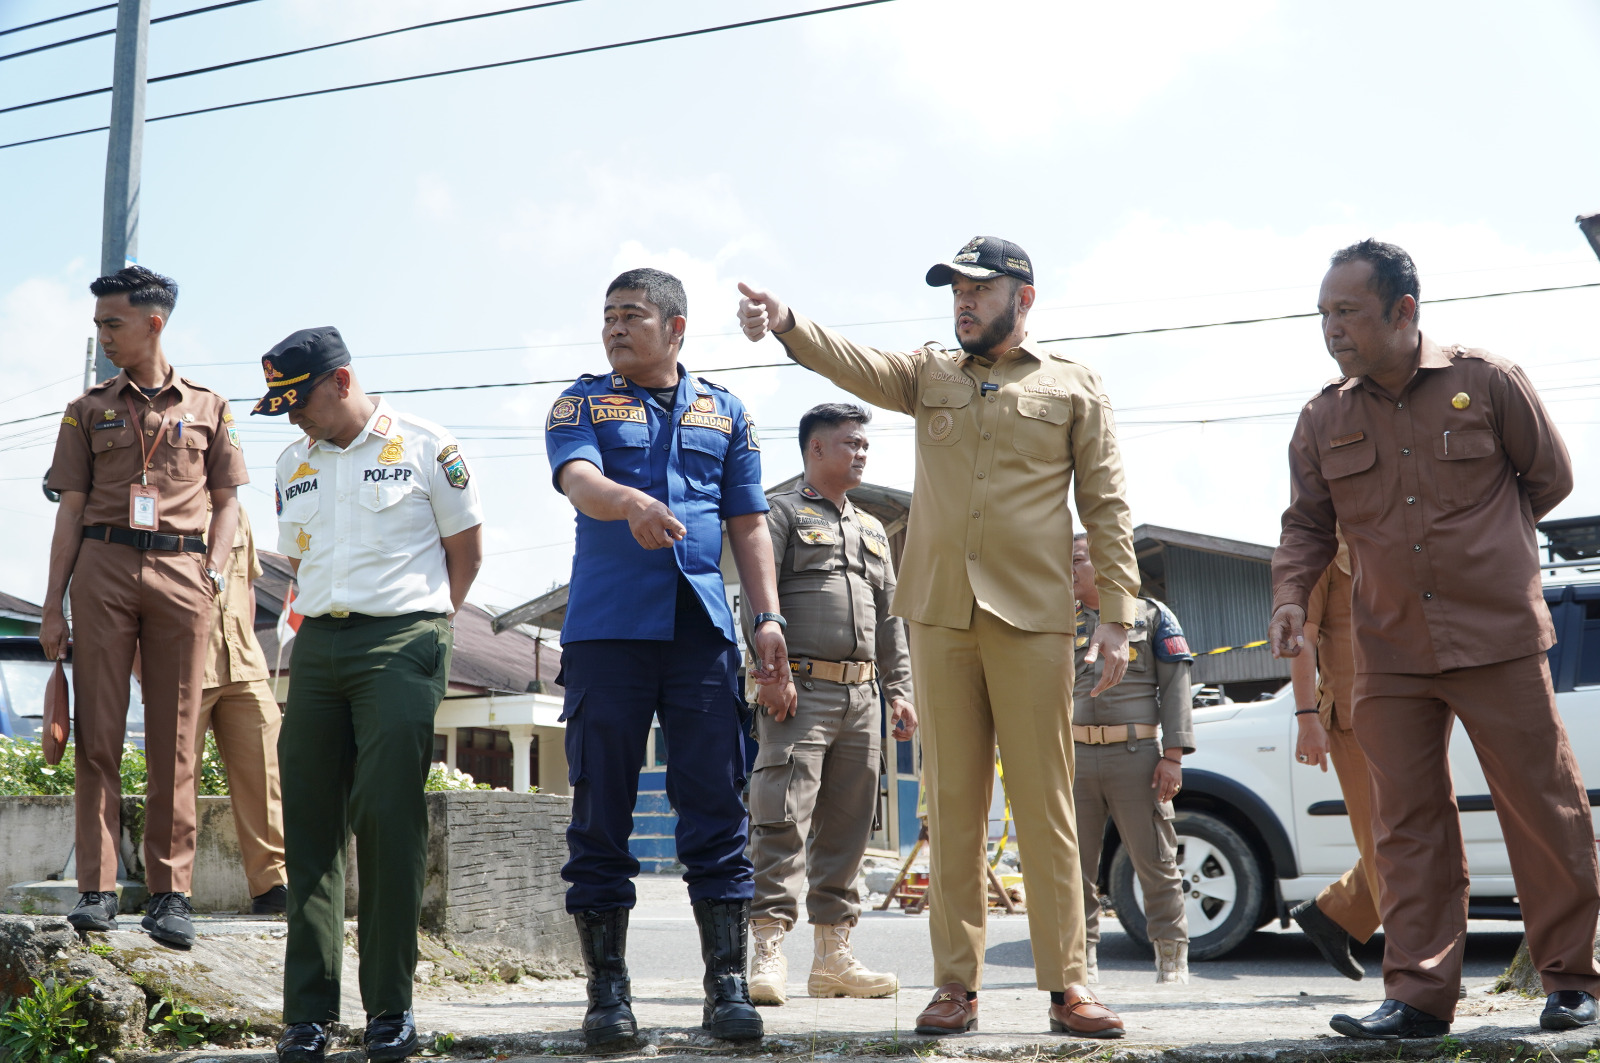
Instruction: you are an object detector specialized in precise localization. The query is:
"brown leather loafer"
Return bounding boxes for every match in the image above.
[915,982,977,1035]
[1049,984,1125,1039]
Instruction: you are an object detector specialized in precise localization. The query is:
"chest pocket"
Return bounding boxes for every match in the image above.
[1012,395,1071,463]
[161,422,208,481]
[679,427,729,498]
[1432,429,1500,510]
[279,480,320,535]
[790,526,840,573]
[858,530,889,588]
[598,421,651,490]
[1322,440,1380,524]
[358,479,423,551]
[919,386,972,448]
[1125,624,1152,675]
[91,426,137,472]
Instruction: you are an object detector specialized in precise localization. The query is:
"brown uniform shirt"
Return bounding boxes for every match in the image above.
[743,482,913,702]
[1272,336,1571,674]
[777,314,1140,632]
[205,506,271,688]
[1303,535,1355,729]
[1074,598,1194,751]
[47,369,249,536]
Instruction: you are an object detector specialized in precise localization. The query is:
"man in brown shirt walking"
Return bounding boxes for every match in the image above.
[42,266,248,949]
[1270,239,1599,1038]
[739,236,1137,1039]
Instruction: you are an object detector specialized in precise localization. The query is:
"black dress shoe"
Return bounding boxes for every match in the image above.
[67,891,119,932]
[1291,899,1363,981]
[364,1010,418,1063]
[277,1022,327,1063]
[1542,990,1598,1030]
[142,891,195,949]
[1329,999,1449,1039]
[252,884,288,914]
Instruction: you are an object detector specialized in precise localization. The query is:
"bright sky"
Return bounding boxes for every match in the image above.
[2,0,1598,617]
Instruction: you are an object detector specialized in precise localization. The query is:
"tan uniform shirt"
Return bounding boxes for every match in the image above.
[744,482,912,702]
[204,506,271,688]
[48,369,249,536]
[1073,599,1194,752]
[1273,336,1571,674]
[777,314,1139,632]
[1303,535,1354,729]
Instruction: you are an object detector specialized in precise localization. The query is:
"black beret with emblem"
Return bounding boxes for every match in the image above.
[251,326,351,416]
[925,235,1034,287]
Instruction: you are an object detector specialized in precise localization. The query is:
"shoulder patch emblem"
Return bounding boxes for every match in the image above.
[373,415,392,437]
[378,435,405,465]
[797,528,837,546]
[548,396,581,429]
[799,485,821,499]
[227,423,241,450]
[438,444,470,489]
[61,415,78,428]
[275,482,282,516]
[745,413,760,451]
[589,394,647,424]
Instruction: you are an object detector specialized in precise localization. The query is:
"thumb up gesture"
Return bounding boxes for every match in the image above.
[737,282,794,342]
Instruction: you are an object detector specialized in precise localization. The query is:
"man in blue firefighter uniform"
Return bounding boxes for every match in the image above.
[545,268,795,1048]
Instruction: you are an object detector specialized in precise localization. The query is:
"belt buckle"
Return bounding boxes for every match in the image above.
[841,662,858,684]
[1093,725,1111,745]
[331,610,350,619]
[135,529,153,550]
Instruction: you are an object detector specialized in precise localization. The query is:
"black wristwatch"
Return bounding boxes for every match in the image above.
[753,612,787,630]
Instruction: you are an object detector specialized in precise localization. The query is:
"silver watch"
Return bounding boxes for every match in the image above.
[205,567,227,597]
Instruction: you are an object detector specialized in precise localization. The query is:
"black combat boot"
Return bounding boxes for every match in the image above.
[692,898,763,1042]
[573,909,637,1048]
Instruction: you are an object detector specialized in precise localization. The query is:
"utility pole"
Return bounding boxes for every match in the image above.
[96,0,152,382]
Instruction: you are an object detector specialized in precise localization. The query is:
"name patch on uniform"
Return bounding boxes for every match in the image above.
[1330,431,1365,448]
[680,410,732,433]
[93,419,125,431]
[363,468,414,482]
[589,395,646,424]
[61,415,78,428]
[1025,381,1071,398]
[438,444,470,489]
[798,528,837,546]
[928,370,974,388]
[547,396,581,429]
[286,478,319,500]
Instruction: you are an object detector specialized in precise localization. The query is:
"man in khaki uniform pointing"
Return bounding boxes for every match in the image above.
[738,235,1139,1039]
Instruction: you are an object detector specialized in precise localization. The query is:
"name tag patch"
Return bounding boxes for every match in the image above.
[1330,431,1365,448]
[286,478,319,499]
[680,410,732,433]
[590,395,647,424]
[93,419,126,431]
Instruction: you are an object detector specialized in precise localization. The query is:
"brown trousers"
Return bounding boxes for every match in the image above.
[197,679,287,898]
[1354,653,1600,1020]
[1317,719,1382,942]
[70,540,212,893]
[911,607,1085,991]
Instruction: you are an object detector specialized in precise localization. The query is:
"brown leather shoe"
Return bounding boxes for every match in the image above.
[915,983,977,1035]
[1049,985,1125,1039]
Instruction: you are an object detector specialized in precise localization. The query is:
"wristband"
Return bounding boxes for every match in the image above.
[1294,708,1318,716]
[1161,755,1182,765]
[753,612,787,630]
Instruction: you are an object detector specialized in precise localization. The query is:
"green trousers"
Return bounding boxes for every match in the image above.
[279,611,452,1023]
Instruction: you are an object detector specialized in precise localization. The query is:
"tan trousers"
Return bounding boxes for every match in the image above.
[1316,718,1382,942]
[69,540,211,893]
[749,680,880,927]
[197,679,287,898]
[911,607,1084,991]
[1354,653,1600,1020]
[1074,739,1187,947]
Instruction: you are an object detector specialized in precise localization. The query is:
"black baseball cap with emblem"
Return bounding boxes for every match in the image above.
[251,326,351,416]
[925,235,1034,287]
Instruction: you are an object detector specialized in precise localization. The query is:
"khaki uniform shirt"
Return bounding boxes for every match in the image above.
[1303,535,1354,729]
[204,506,271,689]
[743,482,912,702]
[777,315,1140,632]
[1273,336,1571,674]
[1074,599,1194,752]
[47,369,249,535]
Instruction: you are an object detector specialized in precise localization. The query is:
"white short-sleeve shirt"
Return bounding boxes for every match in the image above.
[275,399,483,618]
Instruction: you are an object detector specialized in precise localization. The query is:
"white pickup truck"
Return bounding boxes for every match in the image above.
[1099,579,1600,960]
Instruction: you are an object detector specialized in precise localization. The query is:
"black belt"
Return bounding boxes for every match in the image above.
[82,525,206,553]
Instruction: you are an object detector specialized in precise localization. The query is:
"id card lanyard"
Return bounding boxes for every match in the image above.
[126,395,168,531]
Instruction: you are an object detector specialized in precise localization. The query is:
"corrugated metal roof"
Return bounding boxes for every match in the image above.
[1160,545,1288,684]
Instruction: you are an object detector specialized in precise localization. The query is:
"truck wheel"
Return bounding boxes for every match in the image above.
[1108,810,1265,961]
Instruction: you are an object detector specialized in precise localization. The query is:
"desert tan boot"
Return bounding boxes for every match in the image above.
[1154,939,1189,984]
[807,923,898,998]
[748,918,788,1006]
[1086,944,1099,984]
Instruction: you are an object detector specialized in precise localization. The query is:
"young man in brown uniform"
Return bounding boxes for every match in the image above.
[743,403,917,1006]
[1286,530,1381,981]
[739,236,1137,1039]
[1270,239,1600,1038]
[41,266,247,948]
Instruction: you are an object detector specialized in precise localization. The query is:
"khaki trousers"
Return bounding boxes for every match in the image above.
[197,679,287,898]
[69,539,211,894]
[1074,739,1187,947]
[910,607,1084,991]
[1315,718,1381,942]
[749,680,881,928]
[1354,653,1600,1020]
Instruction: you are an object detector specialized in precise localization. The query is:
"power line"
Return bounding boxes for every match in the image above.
[0,0,264,65]
[1,0,587,111]
[0,4,115,40]
[0,0,901,152]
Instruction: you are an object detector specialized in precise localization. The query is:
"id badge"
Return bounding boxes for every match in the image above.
[129,483,159,530]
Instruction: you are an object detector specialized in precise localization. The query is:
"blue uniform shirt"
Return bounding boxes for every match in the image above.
[546,367,768,645]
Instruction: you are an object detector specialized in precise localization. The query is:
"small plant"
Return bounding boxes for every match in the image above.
[425,763,489,792]
[0,976,97,1063]
[80,943,114,958]
[147,994,209,1047]
[432,1031,457,1055]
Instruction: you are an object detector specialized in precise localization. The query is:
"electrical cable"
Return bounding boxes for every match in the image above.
[0,0,264,65]
[0,4,115,40]
[1,0,588,109]
[0,0,901,152]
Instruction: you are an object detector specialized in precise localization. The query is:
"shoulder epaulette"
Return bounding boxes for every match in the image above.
[578,373,597,384]
[87,377,117,392]
[700,377,729,392]
[179,376,216,394]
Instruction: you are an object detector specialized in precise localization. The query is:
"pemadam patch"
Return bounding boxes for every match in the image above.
[680,410,733,433]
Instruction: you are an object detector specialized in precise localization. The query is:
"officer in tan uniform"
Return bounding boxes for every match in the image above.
[742,403,917,1006]
[198,504,288,913]
[41,266,247,949]
[739,236,1138,1039]
[1070,535,1193,984]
